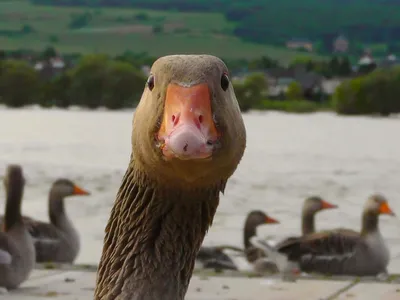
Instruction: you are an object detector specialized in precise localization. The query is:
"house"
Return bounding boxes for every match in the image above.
[34,56,66,71]
[321,78,344,95]
[286,38,313,52]
[333,35,349,53]
[355,50,377,74]
[378,54,400,69]
[358,50,375,65]
[264,66,324,100]
[141,65,151,76]
[33,56,68,80]
[264,68,295,97]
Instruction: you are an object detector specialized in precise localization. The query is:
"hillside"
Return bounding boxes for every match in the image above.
[0,1,328,62]
[30,0,400,53]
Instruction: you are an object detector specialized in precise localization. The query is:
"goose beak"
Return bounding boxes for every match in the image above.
[73,185,91,196]
[157,83,220,161]
[321,200,338,210]
[379,202,396,216]
[265,216,280,224]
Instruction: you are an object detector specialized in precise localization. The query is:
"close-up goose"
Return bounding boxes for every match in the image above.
[255,194,395,277]
[0,165,35,290]
[94,55,246,300]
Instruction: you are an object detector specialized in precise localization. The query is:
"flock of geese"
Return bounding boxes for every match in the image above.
[0,55,398,300]
[196,195,396,279]
[0,164,90,289]
[2,163,394,292]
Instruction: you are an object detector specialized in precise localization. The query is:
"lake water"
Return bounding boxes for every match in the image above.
[0,107,400,272]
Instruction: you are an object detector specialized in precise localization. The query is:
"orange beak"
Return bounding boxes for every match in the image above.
[73,185,90,196]
[157,83,220,160]
[265,216,280,224]
[379,202,395,216]
[320,200,338,210]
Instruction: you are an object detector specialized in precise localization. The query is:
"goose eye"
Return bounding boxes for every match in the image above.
[147,75,155,91]
[220,73,229,91]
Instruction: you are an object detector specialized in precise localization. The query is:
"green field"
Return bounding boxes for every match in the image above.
[0,1,326,61]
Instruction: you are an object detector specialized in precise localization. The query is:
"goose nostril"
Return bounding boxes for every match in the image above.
[171,114,180,126]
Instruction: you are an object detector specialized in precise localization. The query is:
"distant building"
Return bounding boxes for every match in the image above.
[356,49,377,74]
[33,56,67,80]
[141,65,151,76]
[333,35,349,53]
[358,49,374,65]
[286,38,313,52]
[264,66,324,99]
[34,56,65,71]
[378,54,400,69]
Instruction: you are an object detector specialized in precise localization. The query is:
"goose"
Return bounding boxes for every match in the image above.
[196,210,279,271]
[253,194,395,277]
[0,165,35,289]
[22,179,89,263]
[94,55,246,300]
[299,196,338,235]
[0,179,90,263]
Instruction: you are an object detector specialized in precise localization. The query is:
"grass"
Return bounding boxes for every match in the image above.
[260,99,333,113]
[0,0,327,61]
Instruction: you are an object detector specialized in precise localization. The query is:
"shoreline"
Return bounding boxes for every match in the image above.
[2,265,399,299]
[34,263,400,284]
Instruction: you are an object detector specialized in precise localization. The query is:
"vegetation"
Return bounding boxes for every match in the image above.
[0,47,331,113]
[29,0,400,54]
[333,67,400,116]
[286,82,303,100]
[0,52,147,109]
[0,1,326,62]
[261,99,331,113]
[233,73,268,112]
[0,60,40,107]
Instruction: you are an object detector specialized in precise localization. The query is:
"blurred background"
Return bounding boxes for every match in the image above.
[0,0,399,273]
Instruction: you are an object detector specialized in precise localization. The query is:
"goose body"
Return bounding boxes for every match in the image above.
[0,165,35,289]
[0,179,90,263]
[94,55,246,300]
[196,246,240,270]
[261,194,394,277]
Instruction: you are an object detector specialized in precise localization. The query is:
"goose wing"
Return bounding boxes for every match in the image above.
[23,219,61,241]
[276,228,366,275]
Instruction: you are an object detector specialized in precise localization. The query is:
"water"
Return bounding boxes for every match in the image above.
[0,108,399,272]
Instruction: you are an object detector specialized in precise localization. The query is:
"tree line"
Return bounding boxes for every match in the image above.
[0,49,327,111]
[0,54,147,109]
[1,46,395,116]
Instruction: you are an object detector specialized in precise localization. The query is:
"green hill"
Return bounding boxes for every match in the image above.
[0,1,328,62]
[30,0,400,48]
[3,0,400,61]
